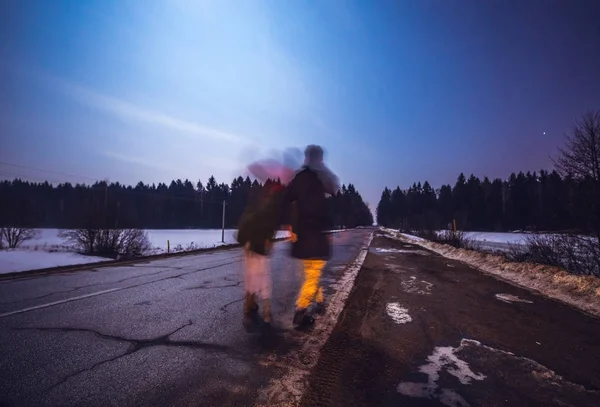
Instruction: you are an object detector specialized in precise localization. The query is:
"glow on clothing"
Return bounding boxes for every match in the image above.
[296,259,326,309]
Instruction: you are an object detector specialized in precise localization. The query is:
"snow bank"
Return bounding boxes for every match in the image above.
[15,228,291,254]
[0,251,109,274]
[388,230,600,318]
[0,228,292,275]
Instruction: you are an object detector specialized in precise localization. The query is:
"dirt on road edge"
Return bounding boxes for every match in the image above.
[254,232,374,407]
[385,229,600,318]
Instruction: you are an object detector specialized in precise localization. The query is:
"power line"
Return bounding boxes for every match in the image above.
[0,161,100,182]
[0,170,75,186]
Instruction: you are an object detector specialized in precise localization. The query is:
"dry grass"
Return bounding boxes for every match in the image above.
[387,230,600,318]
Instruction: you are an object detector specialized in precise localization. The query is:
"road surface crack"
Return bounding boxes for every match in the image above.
[0,286,84,305]
[186,281,242,291]
[14,320,250,391]
[219,298,245,312]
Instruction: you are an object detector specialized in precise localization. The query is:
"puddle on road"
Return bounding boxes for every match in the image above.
[495,293,533,304]
[386,303,412,324]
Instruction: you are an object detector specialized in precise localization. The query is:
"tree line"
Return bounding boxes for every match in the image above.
[0,175,373,230]
[377,110,600,240]
[376,170,595,233]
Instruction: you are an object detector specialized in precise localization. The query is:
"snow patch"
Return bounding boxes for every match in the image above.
[401,276,433,295]
[397,339,486,407]
[375,247,429,255]
[386,303,412,324]
[495,293,533,304]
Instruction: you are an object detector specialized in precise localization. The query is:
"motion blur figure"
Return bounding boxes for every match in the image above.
[280,145,340,328]
[236,150,300,332]
[236,181,285,331]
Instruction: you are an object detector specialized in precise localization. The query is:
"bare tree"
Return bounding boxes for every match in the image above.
[94,229,151,258]
[553,110,600,183]
[59,228,100,254]
[1,227,39,249]
[60,228,151,258]
[552,110,600,252]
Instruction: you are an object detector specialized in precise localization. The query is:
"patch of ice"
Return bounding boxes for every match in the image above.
[397,339,486,407]
[495,293,533,304]
[386,303,412,324]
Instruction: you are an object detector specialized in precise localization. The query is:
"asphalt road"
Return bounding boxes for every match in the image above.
[0,228,373,407]
[301,229,600,407]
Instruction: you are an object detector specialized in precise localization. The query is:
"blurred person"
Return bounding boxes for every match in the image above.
[236,151,299,332]
[236,180,286,331]
[280,145,340,329]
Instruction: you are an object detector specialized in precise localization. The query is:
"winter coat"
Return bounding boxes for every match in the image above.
[236,186,284,256]
[280,166,335,260]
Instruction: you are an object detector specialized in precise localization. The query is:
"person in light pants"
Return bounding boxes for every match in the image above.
[242,242,272,322]
[236,182,285,330]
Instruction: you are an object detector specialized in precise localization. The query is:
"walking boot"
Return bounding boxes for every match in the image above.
[293,308,314,329]
[314,301,326,315]
[262,298,273,324]
[243,292,259,332]
[244,292,259,314]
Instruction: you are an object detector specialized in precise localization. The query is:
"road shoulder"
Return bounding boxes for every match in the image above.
[300,230,600,407]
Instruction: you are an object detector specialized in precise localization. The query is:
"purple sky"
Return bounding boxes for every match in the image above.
[1,0,600,211]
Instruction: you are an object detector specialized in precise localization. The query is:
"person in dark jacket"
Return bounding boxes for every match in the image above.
[280,145,340,328]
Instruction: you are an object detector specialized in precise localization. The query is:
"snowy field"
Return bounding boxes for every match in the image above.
[460,231,528,251]
[0,251,111,275]
[385,229,531,252]
[0,228,291,274]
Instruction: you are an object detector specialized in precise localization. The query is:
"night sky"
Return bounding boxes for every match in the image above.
[1,0,599,211]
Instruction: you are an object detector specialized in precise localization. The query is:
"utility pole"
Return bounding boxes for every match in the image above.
[103,178,109,229]
[221,200,226,243]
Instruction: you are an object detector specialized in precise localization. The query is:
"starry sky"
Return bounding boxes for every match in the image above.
[2,0,600,212]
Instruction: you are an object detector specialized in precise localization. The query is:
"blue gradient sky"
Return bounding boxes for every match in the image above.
[2,0,600,211]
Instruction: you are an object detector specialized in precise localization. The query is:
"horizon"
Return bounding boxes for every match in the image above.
[2,0,600,213]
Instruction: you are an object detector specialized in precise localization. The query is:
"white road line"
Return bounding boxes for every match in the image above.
[0,288,121,319]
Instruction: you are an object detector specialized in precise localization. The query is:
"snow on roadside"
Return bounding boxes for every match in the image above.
[495,293,533,304]
[386,229,600,318]
[0,229,290,274]
[15,228,291,254]
[144,229,291,254]
[0,251,109,274]
[0,228,352,274]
